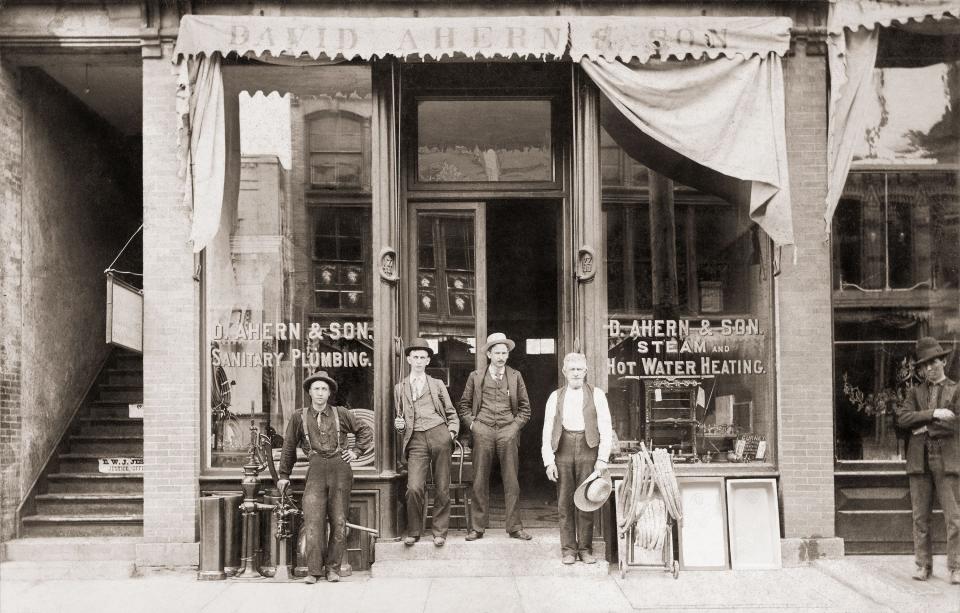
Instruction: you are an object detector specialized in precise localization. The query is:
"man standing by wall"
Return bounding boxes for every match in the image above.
[895,337,959,584]
[277,371,373,584]
[459,332,532,541]
[541,352,613,564]
[394,338,460,547]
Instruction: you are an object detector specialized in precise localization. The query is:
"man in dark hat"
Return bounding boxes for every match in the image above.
[541,352,613,564]
[394,338,460,547]
[458,332,532,541]
[277,370,373,584]
[895,337,959,584]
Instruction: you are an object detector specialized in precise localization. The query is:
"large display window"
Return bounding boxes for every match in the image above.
[601,126,777,466]
[205,65,375,470]
[832,59,959,462]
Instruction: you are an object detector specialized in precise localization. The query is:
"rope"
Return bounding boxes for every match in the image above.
[103,224,143,275]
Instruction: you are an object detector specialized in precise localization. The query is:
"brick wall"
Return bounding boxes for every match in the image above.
[140,45,200,565]
[0,56,23,542]
[777,41,836,539]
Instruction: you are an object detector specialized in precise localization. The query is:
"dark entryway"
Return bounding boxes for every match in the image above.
[486,199,560,526]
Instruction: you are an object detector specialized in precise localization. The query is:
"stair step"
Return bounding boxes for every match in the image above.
[57,453,127,473]
[69,435,143,454]
[47,473,143,494]
[0,560,136,580]
[87,402,139,418]
[103,369,143,386]
[20,515,143,538]
[2,537,139,562]
[97,385,143,403]
[35,493,143,515]
[376,531,605,561]
[78,417,143,436]
[371,558,610,578]
[110,354,143,370]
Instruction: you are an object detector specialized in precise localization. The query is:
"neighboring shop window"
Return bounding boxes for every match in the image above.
[602,126,776,465]
[205,66,374,470]
[833,58,959,462]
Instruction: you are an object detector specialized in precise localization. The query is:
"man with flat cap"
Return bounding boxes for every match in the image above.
[277,370,373,584]
[895,337,959,584]
[394,338,460,547]
[458,332,532,541]
[542,352,613,564]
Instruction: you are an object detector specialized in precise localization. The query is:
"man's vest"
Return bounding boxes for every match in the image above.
[550,383,600,451]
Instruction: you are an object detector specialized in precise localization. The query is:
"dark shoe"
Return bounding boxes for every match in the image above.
[433,536,446,547]
[465,530,484,541]
[325,570,340,583]
[579,551,597,564]
[912,566,932,581]
[403,535,419,546]
[950,569,960,585]
[509,530,532,541]
[304,575,318,584]
[561,554,576,565]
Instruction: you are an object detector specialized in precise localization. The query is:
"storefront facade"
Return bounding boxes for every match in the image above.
[1,0,955,571]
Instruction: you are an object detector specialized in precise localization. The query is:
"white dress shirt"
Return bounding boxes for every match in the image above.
[541,385,613,467]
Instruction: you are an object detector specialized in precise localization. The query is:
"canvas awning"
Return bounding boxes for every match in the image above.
[175,14,794,250]
[826,0,960,227]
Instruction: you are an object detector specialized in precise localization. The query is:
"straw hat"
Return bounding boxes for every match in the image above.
[574,472,613,512]
[302,370,338,394]
[483,332,515,353]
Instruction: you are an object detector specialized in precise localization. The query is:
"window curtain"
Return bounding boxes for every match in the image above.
[177,53,241,253]
[581,55,793,246]
[825,0,960,227]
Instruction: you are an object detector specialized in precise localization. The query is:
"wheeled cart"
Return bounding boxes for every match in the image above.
[614,445,682,579]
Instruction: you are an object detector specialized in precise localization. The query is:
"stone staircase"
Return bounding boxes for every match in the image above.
[372,529,608,578]
[18,350,144,538]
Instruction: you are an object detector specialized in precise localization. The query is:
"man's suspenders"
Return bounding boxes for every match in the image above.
[301,406,341,456]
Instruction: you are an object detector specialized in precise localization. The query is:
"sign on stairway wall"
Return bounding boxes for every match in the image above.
[98,457,144,474]
[106,274,143,353]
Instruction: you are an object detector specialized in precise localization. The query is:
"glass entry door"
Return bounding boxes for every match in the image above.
[407,203,486,404]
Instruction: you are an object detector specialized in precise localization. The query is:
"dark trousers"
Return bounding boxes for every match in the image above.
[471,421,523,533]
[406,424,453,538]
[301,454,353,575]
[909,441,960,571]
[555,430,599,556]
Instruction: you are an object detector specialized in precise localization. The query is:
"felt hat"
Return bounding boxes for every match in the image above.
[574,471,613,512]
[483,332,515,353]
[404,338,435,357]
[915,337,951,365]
[302,370,338,394]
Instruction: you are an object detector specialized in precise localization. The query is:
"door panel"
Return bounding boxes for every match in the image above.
[407,203,486,405]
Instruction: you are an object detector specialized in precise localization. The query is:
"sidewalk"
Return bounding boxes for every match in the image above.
[1,556,957,613]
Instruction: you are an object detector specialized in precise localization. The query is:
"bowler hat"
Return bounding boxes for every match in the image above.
[483,332,515,354]
[302,370,338,394]
[574,471,613,512]
[404,338,435,357]
[915,337,951,365]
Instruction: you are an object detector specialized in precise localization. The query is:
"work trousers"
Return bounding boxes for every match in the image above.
[301,454,353,576]
[909,440,960,571]
[555,429,599,556]
[471,421,523,533]
[406,424,454,538]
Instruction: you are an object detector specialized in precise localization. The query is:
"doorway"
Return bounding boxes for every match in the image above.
[407,199,560,527]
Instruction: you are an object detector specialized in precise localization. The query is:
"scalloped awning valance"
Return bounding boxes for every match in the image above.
[173,15,792,62]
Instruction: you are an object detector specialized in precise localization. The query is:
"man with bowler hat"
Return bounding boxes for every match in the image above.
[541,352,613,564]
[394,338,460,547]
[458,332,532,541]
[895,337,959,584]
[277,371,372,584]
